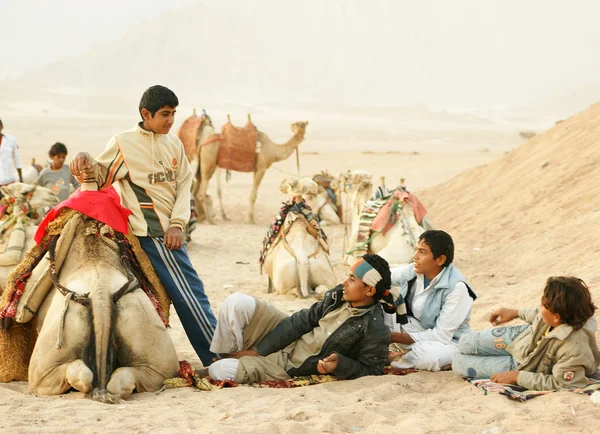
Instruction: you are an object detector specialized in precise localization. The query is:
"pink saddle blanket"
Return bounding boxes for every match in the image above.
[371,191,427,235]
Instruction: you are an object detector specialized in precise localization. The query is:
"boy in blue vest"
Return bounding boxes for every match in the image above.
[386,230,476,371]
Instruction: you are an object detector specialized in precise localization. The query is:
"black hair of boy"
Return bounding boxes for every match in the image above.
[543,276,597,331]
[49,142,68,157]
[138,85,179,119]
[362,253,391,301]
[419,230,454,267]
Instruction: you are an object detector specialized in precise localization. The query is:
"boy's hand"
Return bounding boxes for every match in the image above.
[489,308,519,325]
[317,353,339,374]
[70,152,93,177]
[164,227,184,250]
[228,350,258,359]
[491,371,519,385]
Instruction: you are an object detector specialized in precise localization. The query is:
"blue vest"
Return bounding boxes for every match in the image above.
[393,264,476,340]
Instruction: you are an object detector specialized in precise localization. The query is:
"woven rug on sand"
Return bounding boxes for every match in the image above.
[162,361,420,392]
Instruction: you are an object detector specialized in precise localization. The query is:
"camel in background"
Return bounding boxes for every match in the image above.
[186,112,308,224]
[262,194,336,298]
[340,170,374,233]
[342,174,428,267]
[0,184,59,286]
[279,177,340,225]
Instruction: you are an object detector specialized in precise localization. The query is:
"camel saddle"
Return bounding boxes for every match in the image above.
[177,113,204,161]
[218,120,257,172]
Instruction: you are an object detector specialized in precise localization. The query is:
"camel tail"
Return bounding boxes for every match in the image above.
[295,248,311,298]
[83,281,118,403]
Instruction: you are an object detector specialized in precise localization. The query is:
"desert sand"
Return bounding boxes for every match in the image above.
[0,100,599,434]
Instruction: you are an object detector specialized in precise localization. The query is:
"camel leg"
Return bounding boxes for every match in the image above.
[112,291,179,395]
[248,168,267,224]
[29,296,91,396]
[29,360,93,396]
[273,257,299,296]
[106,366,169,399]
[197,162,218,225]
[309,254,337,289]
[215,168,230,221]
[66,359,94,393]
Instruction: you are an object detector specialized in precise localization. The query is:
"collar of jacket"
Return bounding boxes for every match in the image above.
[326,285,381,317]
[135,122,165,139]
[545,323,576,341]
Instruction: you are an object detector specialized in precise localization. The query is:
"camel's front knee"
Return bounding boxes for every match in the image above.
[66,359,93,393]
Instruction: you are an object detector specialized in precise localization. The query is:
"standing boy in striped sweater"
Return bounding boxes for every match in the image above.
[70,85,217,366]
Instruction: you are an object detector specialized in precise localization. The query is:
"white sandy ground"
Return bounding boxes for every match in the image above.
[0,105,599,433]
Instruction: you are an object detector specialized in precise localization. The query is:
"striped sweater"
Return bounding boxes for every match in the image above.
[83,123,193,237]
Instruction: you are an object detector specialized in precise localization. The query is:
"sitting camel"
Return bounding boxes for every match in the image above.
[260,194,336,298]
[188,112,308,224]
[339,170,374,230]
[27,216,178,401]
[0,184,59,287]
[279,177,340,225]
[345,183,427,267]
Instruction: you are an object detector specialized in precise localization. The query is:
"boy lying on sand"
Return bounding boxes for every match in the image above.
[204,254,402,383]
[453,276,600,390]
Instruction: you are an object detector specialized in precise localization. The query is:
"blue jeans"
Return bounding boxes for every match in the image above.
[452,324,530,379]
[138,236,217,366]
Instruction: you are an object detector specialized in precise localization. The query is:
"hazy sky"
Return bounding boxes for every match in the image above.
[4,0,600,109]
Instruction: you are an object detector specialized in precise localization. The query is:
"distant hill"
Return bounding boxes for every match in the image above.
[5,1,407,106]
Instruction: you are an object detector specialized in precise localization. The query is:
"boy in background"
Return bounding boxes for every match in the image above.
[36,142,80,203]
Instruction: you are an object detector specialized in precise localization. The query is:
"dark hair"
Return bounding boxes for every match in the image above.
[362,254,391,301]
[49,142,68,157]
[419,230,454,267]
[543,276,596,331]
[138,85,179,120]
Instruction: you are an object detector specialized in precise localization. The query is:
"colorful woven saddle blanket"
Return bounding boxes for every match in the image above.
[259,199,327,271]
[0,207,171,329]
[348,188,427,258]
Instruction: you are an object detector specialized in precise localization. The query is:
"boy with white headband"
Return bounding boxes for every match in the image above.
[206,254,404,383]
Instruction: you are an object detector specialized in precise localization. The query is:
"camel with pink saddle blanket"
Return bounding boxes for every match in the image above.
[344,172,431,267]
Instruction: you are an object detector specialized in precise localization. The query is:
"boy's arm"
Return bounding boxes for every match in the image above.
[332,324,390,379]
[390,264,413,292]
[168,144,193,231]
[34,172,46,187]
[72,137,127,189]
[407,282,473,344]
[517,360,588,391]
[255,294,328,356]
[518,307,540,324]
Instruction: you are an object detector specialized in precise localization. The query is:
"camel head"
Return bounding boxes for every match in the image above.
[0,183,59,212]
[340,170,373,194]
[279,177,325,213]
[290,121,309,137]
[279,177,300,195]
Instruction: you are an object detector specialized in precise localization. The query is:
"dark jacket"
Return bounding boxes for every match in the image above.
[255,285,390,379]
